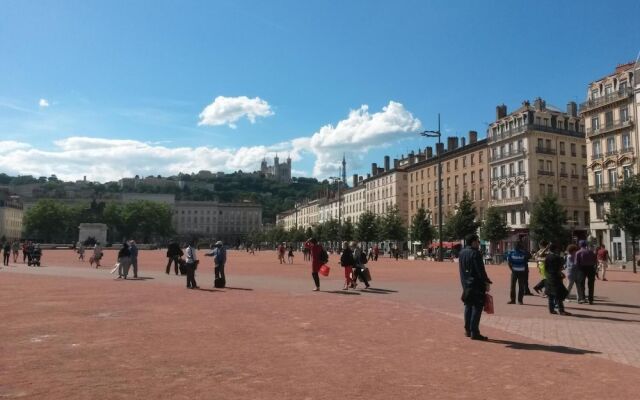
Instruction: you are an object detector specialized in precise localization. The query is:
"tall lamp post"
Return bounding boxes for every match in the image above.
[419,114,443,261]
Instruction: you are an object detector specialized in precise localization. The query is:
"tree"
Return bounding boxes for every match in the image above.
[607,175,640,273]
[340,218,355,242]
[103,201,174,243]
[443,193,479,241]
[410,207,435,245]
[23,199,73,242]
[355,210,378,244]
[481,207,509,254]
[380,205,407,243]
[529,194,569,249]
[324,219,341,243]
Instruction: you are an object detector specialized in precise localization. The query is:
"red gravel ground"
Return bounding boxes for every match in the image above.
[1,249,639,399]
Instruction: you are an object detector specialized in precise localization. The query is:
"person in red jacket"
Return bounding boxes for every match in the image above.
[304,238,324,291]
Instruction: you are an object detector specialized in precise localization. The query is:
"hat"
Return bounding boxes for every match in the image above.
[215,241,223,246]
[579,240,587,248]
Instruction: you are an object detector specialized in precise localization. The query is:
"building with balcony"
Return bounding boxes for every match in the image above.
[488,98,589,251]
[363,157,409,226]
[342,178,366,225]
[581,62,639,261]
[405,131,488,234]
[0,190,23,241]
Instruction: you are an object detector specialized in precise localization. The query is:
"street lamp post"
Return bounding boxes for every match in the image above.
[419,114,444,262]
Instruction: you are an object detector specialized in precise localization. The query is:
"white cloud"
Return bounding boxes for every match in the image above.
[299,101,422,176]
[198,96,274,128]
[39,98,50,108]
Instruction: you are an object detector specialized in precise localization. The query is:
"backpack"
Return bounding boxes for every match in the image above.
[360,251,368,265]
[319,247,329,264]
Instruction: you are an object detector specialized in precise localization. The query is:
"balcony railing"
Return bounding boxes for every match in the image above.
[605,150,619,157]
[490,171,526,181]
[489,148,525,163]
[580,88,634,113]
[588,183,618,195]
[535,147,557,155]
[488,125,527,143]
[538,170,555,176]
[619,146,635,155]
[592,153,603,160]
[570,173,579,179]
[586,117,634,137]
[489,123,583,143]
[491,196,528,206]
[560,172,568,177]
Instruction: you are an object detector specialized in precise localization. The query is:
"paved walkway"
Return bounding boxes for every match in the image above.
[1,250,639,399]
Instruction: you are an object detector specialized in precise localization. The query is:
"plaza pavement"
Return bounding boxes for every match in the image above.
[1,249,639,399]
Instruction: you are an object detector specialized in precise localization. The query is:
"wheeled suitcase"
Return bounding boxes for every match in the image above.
[214,277,226,288]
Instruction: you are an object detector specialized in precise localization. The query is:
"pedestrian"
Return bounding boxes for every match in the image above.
[78,242,85,261]
[575,240,597,304]
[205,241,226,287]
[11,240,20,263]
[92,242,103,268]
[507,242,528,305]
[116,242,132,279]
[596,244,611,281]
[304,238,325,291]
[564,244,579,301]
[278,243,286,264]
[22,241,29,263]
[544,243,571,315]
[373,244,379,261]
[184,240,199,289]
[166,240,184,275]
[459,234,492,341]
[351,241,370,289]
[339,241,355,290]
[532,240,550,295]
[129,240,139,278]
[287,245,294,264]
[2,241,10,266]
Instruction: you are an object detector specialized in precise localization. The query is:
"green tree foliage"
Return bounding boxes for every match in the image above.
[607,175,640,273]
[481,207,509,253]
[529,194,569,249]
[23,199,73,242]
[355,210,379,244]
[340,218,355,242]
[443,193,479,241]
[102,200,174,243]
[324,219,341,243]
[380,205,407,242]
[410,207,434,245]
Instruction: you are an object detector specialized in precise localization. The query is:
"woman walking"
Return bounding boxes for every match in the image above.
[184,240,199,289]
[564,244,578,301]
[351,242,370,289]
[304,238,324,291]
[545,243,571,316]
[339,241,354,290]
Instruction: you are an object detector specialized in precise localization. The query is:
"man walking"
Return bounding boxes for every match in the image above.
[129,240,139,278]
[576,240,597,304]
[596,244,611,281]
[507,243,528,305]
[166,240,183,275]
[459,234,492,341]
[2,241,10,266]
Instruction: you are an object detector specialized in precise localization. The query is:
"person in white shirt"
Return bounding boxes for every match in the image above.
[184,240,199,289]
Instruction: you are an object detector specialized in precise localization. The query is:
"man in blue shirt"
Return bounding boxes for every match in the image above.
[206,240,227,288]
[507,242,529,305]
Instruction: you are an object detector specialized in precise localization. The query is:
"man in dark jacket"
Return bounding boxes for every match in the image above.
[544,243,571,315]
[459,234,492,341]
[575,240,597,304]
[166,241,183,275]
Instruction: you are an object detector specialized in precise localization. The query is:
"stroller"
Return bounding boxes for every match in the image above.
[28,245,42,266]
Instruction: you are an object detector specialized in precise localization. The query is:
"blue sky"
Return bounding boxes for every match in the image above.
[1,0,639,182]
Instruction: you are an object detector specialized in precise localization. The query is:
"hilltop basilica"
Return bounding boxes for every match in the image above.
[260,155,292,183]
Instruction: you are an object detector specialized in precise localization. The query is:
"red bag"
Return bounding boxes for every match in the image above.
[484,293,494,314]
[319,264,330,277]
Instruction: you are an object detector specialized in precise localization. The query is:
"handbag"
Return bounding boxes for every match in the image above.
[484,293,494,314]
[110,263,120,274]
[319,264,330,277]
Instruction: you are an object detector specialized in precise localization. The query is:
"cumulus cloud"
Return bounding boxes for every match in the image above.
[198,96,274,128]
[299,101,422,176]
[39,98,50,108]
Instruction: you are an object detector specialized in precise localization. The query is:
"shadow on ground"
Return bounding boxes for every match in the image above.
[489,339,601,355]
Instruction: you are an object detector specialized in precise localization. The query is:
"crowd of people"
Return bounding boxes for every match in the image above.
[1,239,42,266]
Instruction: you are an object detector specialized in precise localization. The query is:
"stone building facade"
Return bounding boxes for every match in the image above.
[0,190,23,241]
[489,98,589,250]
[260,155,292,183]
[581,62,638,261]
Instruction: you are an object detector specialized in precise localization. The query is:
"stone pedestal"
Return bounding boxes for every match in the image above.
[78,223,108,245]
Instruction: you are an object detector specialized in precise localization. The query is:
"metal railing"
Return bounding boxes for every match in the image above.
[560,172,568,177]
[490,172,526,181]
[536,147,557,155]
[619,146,635,155]
[588,183,618,195]
[488,148,525,162]
[580,88,633,112]
[586,117,634,137]
[538,170,555,176]
[490,196,528,206]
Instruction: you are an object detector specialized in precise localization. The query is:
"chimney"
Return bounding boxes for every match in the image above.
[534,97,546,110]
[352,174,358,187]
[371,163,378,176]
[567,101,577,117]
[461,137,466,147]
[384,156,390,172]
[393,158,399,168]
[408,151,415,164]
[359,176,363,183]
[366,173,371,179]
[496,104,507,120]
[436,143,444,155]
[447,137,459,151]
[378,167,384,175]
[469,130,478,144]
[426,146,433,158]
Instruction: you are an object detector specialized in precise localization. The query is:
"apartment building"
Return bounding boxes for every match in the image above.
[363,156,409,225]
[581,62,638,261]
[0,190,23,240]
[406,131,488,229]
[488,98,589,250]
[173,201,262,243]
[342,178,366,224]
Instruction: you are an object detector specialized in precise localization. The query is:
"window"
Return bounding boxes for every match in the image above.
[560,162,566,173]
[538,160,544,171]
[620,81,628,90]
[591,88,599,99]
[518,160,524,173]
[518,185,524,197]
[596,202,605,219]
[471,190,476,200]
[545,139,551,149]
[447,177,450,188]
[454,160,458,169]
[571,143,576,156]
[593,141,601,156]
[547,184,553,195]
[539,184,545,195]
[537,138,543,148]
[620,107,629,122]
[478,152,483,162]
[501,188,507,199]
[546,160,552,171]
[559,142,565,154]
[607,137,616,153]
[623,165,633,180]
[582,165,587,177]
[462,157,467,167]
[561,186,567,198]
[510,187,516,198]
[571,163,577,175]
[622,133,631,150]
[520,210,526,224]
[479,188,484,200]
[511,211,516,224]
[572,187,578,200]
[447,162,450,172]
[463,173,467,184]
[594,170,603,187]
[581,145,587,158]
[517,140,523,151]
[608,168,617,187]
[501,145,506,156]
[471,154,475,165]
[584,211,589,225]
[492,189,498,200]
[605,111,613,128]
[479,169,484,181]
[509,163,514,175]
[455,176,459,186]
[471,171,475,182]
[455,193,458,203]
[605,84,613,95]
[500,165,506,177]
[573,210,579,225]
